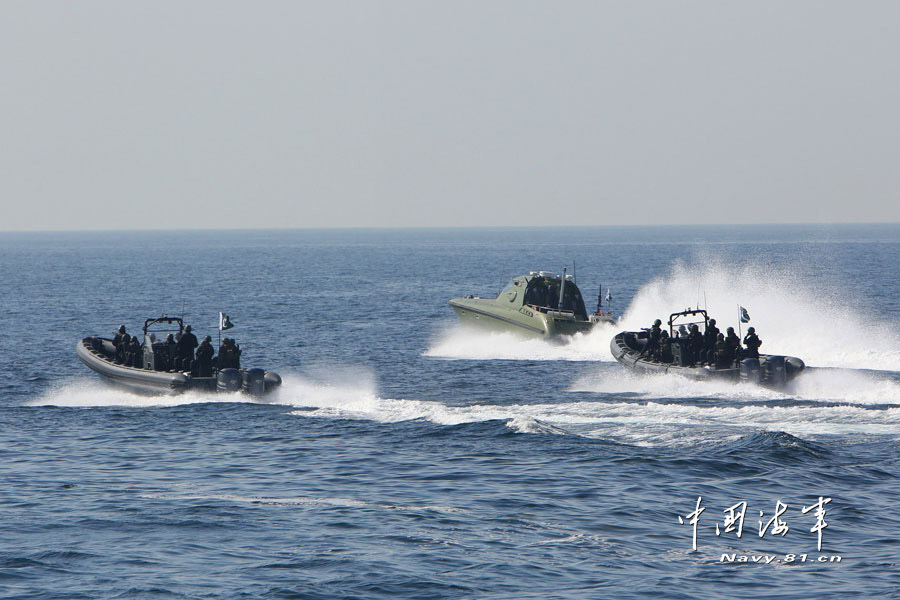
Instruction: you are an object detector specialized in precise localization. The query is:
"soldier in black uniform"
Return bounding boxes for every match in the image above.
[113,326,127,363]
[163,333,177,371]
[175,324,199,371]
[659,330,673,363]
[196,335,215,377]
[714,333,728,368]
[688,324,704,366]
[118,333,131,364]
[724,327,741,363]
[703,318,720,365]
[217,338,229,370]
[743,327,762,359]
[640,319,663,360]
[129,335,143,368]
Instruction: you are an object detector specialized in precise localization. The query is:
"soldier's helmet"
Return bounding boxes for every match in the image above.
[184,324,192,333]
[717,333,725,341]
[118,325,126,334]
[166,334,174,341]
[204,335,212,343]
[727,327,734,334]
[653,319,662,327]
[709,318,716,326]
[748,327,755,334]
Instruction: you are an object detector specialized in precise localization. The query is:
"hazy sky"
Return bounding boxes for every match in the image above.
[1,1,898,230]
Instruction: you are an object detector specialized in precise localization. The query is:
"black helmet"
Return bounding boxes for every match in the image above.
[709,318,716,326]
[717,333,724,341]
[204,335,212,343]
[691,324,699,331]
[660,330,669,337]
[727,327,734,334]
[166,333,174,341]
[184,324,191,333]
[118,325,126,334]
[748,327,755,334]
[653,319,662,327]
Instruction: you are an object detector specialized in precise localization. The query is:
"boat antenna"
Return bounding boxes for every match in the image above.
[597,283,603,313]
[559,267,567,310]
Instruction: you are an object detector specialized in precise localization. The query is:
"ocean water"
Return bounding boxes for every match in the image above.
[1,225,899,599]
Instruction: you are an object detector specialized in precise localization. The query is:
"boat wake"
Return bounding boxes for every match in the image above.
[27,369,379,410]
[572,364,900,405]
[29,371,900,445]
[26,379,254,408]
[424,323,620,362]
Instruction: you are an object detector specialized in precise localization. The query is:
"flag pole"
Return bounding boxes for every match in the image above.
[737,304,742,338]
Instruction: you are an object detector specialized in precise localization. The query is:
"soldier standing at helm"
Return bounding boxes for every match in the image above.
[743,327,762,359]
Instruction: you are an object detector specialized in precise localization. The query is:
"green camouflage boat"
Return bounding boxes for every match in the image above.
[449,270,614,339]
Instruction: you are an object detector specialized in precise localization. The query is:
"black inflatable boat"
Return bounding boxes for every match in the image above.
[610,309,804,389]
[77,316,282,396]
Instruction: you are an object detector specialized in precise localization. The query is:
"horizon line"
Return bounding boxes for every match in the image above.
[1,222,899,234]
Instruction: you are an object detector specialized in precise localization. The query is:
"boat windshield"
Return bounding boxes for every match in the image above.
[523,278,587,320]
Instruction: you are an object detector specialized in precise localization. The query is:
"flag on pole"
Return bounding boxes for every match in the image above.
[739,306,750,323]
[219,312,234,331]
[606,289,612,304]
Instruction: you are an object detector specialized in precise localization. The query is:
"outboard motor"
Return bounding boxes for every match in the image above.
[242,368,266,397]
[761,355,787,388]
[264,371,282,392]
[217,368,243,393]
[740,358,761,385]
[785,356,805,379]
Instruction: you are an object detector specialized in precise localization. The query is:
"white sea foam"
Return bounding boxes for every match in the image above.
[285,389,900,441]
[26,379,253,408]
[27,368,381,410]
[424,323,619,362]
[572,365,900,405]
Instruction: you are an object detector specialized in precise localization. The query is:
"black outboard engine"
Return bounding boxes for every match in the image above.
[740,358,761,385]
[761,355,787,388]
[785,356,805,379]
[242,368,266,397]
[217,368,243,393]
[264,371,282,392]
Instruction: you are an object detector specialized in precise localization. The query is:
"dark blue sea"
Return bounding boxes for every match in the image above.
[2,225,899,599]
